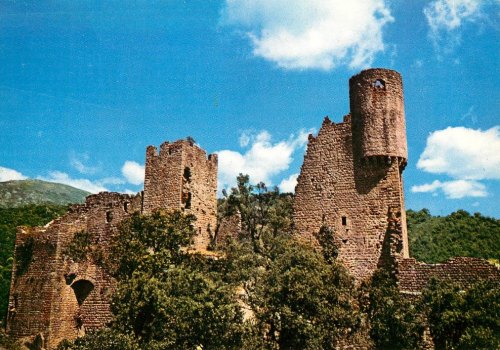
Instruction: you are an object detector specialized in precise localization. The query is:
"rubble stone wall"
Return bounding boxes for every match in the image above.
[397,257,500,294]
[143,140,218,250]
[7,192,141,348]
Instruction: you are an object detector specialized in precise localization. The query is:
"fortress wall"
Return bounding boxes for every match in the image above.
[7,192,140,348]
[293,115,407,281]
[397,257,500,294]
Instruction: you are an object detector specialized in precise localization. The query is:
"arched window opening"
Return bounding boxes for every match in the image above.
[372,79,386,89]
[124,202,128,213]
[106,211,113,223]
[71,280,94,306]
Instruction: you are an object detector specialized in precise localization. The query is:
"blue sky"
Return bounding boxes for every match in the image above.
[0,0,499,218]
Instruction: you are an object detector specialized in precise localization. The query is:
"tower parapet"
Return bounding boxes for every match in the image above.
[349,68,407,168]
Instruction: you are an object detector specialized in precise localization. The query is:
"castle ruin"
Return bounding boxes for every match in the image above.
[7,140,217,349]
[6,68,499,349]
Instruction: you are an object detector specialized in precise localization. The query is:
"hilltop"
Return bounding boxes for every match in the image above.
[0,180,89,208]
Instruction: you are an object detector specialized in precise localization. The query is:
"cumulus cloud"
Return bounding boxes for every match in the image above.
[279,173,299,193]
[121,161,145,185]
[38,171,108,194]
[413,125,499,199]
[0,166,27,182]
[222,0,393,70]
[417,126,500,180]
[217,129,311,191]
[423,0,495,52]
[411,179,487,199]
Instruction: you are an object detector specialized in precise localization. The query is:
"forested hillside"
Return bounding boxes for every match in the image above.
[0,180,89,208]
[407,209,499,263]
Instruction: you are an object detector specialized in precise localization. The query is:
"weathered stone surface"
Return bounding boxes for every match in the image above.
[143,140,218,249]
[216,210,242,245]
[293,68,409,281]
[397,257,500,294]
[7,140,218,349]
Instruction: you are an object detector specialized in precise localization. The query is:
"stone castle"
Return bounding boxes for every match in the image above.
[7,68,499,349]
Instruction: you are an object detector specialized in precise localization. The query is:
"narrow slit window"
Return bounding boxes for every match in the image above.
[342,216,347,226]
[106,211,113,223]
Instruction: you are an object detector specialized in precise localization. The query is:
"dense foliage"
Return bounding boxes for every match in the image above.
[408,209,500,263]
[2,176,499,349]
[423,278,500,349]
[364,270,425,349]
[0,204,67,324]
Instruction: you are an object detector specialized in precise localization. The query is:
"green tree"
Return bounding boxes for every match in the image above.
[422,279,500,349]
[364,269,425,349]
[63,210,244,349]
[220,174,293,252]
[225,234,360,349]
[408,209,500,263]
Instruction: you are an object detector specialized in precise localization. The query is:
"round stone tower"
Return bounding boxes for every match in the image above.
[349,68,407,166]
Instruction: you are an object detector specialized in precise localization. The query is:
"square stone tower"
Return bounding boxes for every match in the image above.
[293,68,409,281]
[142,139,218,250]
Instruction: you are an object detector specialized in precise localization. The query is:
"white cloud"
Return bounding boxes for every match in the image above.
[217,129,311,191]
[222,0,393,70]
[279,173,298,193]
[423,0,496,52]
[417,126,500,180]
[69,152,100,175]
[121,161,145,185]
[38,171,108,194]
[414,125,500,199]
[0,166,28,182]
[411,179,487,199]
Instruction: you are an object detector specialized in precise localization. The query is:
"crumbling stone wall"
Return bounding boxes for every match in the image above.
[7,192,142,348]
[7,139,218,348]
[143,140,218,250]
[293,68,409,281]
[397,257,500,294]
[216,210,242,246]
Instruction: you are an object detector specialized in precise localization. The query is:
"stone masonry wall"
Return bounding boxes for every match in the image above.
[7,192,142,349]
[294,68,409,281]
[143,140,218,250]
[397,257,500,294]
[293,115,407,281]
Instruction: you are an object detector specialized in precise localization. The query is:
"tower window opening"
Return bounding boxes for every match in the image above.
[106,211,113,223]
[124,202,128,213]
[372,79,386,89]
[342,216,347,226]
[184,192,192,209]
[183,167,191,182]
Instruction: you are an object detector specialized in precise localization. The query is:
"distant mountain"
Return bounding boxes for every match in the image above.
[0,179,90,207]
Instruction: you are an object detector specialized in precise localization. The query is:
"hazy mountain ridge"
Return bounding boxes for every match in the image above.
[0,180,90,207]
